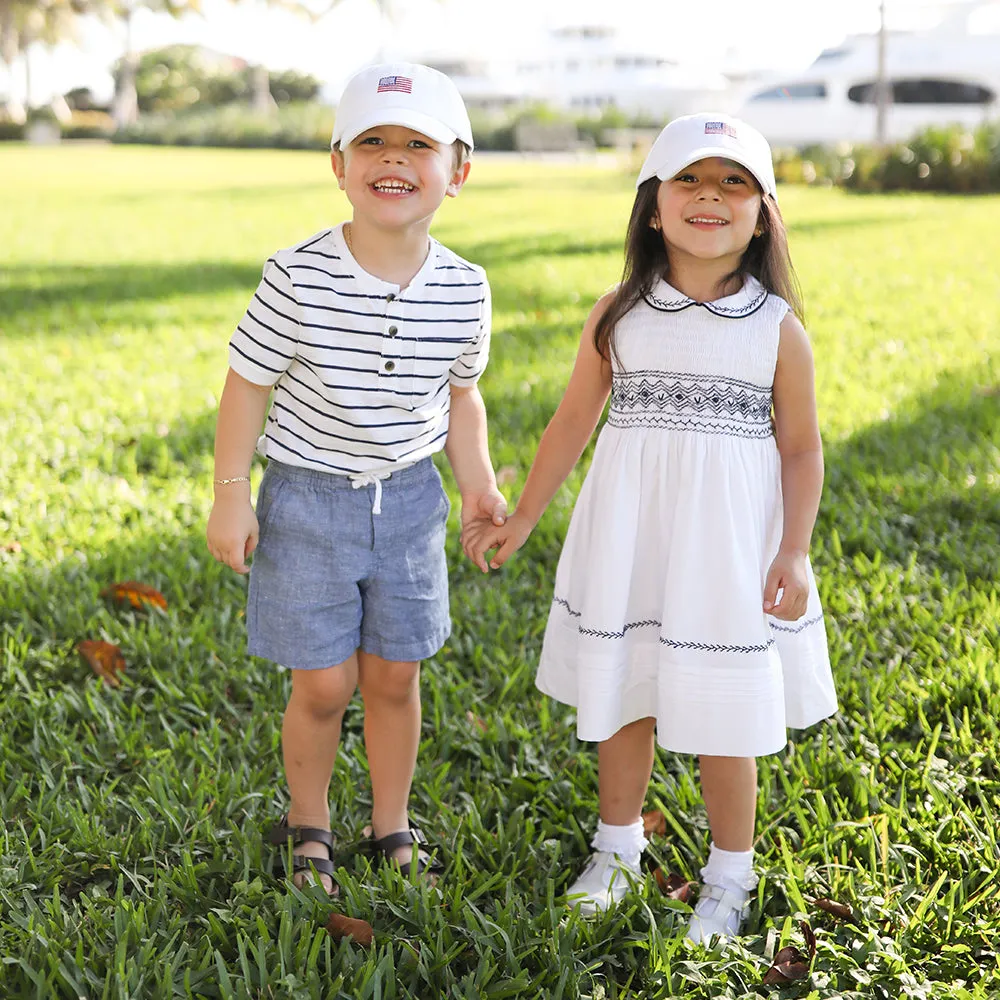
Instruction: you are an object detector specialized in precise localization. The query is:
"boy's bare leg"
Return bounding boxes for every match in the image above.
[698,755,757,851]
[357,651,422,865]
[282,655,359,891]
[598,716,657,825]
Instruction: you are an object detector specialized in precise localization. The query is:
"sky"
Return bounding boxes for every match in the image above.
[1,0,989,106]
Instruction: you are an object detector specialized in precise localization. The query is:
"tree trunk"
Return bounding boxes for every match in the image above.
[874,0,890,147]
[251,62,276,114]
[113,7,138,128]
[23,36,31,109]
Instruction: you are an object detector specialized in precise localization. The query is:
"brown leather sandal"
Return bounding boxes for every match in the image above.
[268,816,338,893]
[366,825,443,878]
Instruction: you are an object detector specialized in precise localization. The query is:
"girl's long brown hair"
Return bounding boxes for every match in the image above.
[593,177,803,363]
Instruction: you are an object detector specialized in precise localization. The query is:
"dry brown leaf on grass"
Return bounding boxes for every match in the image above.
[652,868,696,903]
[813,897,858,924]
[77,640,127,687]
[762,921,816,987]
[100,581,168,611]
[1,540,22,553]
[466,710,488,734]
[326,912,374,947]
[642,809,667,837]
[496,465,518,486]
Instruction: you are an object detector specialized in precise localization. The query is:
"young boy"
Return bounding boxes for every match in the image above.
[206,62,505,893]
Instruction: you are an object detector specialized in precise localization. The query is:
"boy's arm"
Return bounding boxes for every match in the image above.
[206,369,271,574]
[445,383,507,570]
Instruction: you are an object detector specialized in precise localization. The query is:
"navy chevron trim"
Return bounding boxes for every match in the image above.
[550,596,818,653]
[769,613,825,633]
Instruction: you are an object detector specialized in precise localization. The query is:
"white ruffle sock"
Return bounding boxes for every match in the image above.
[687,843,759,943]
[591,818,648,868]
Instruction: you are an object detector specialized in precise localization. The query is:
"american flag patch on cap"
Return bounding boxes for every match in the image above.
[377,75,413,94]
[705,121,737,138]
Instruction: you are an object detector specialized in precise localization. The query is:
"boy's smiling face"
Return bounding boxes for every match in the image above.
[332,125,470,233]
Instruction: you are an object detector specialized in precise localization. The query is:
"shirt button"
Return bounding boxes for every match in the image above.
[384,360,396,372]
[386,292,396,302]
[388,325,398,336]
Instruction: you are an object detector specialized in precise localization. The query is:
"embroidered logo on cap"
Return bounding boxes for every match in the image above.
[705,121,737,138]
[377,76,413,94]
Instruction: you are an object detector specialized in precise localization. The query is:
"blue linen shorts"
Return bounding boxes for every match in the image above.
[246,457,451,670]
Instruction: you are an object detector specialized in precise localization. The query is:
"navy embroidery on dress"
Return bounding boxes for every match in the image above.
[770,612,825,633]
[607,371,773,438]
[551,597,802,653]
[660,635,774,653]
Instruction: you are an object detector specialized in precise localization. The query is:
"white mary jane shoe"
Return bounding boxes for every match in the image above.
[685,882,750,943]
[565,850,642,916]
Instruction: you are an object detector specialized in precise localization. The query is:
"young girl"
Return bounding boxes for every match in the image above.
[466,113,838,942]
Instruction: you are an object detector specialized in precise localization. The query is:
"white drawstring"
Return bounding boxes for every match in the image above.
[350,471,391,515]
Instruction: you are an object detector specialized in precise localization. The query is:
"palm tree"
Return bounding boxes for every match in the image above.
[0,0,87,118]
[106,0,201,127]
[0,0,25,118]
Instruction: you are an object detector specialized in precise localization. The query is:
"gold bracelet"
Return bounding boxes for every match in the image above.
[214,476,250,485]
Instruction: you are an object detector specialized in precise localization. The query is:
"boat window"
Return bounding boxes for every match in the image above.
[848,79,996,105]
[749,83,828,101]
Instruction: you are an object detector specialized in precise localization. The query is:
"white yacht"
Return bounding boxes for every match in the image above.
[736,1,1000,146]
[424,23,732,119]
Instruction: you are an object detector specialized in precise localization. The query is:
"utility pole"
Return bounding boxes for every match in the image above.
[874,0,889,146]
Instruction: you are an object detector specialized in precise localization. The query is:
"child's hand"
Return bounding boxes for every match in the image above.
[763,548,809,620]
[459,487,508,572]
[464,510,534,573]
[206,495,259,575]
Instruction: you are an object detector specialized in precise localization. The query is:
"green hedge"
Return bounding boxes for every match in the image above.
[774,121,1000,193]
[16,101,999,194]
[112,102,335,150]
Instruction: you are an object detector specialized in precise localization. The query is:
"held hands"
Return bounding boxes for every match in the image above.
[206,492,259,574]
[763,548,810,621]
[463,510,534,573]
[459,487,509,572]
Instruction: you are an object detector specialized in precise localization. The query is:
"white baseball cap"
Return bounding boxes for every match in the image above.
[636,113,777,198]
[331,62,474,151]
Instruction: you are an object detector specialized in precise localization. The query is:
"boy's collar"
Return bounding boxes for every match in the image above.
[336,222,439,294]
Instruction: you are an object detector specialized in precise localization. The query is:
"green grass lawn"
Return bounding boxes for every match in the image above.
[1,144,999,999]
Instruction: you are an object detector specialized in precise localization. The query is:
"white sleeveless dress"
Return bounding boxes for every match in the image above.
[536,276,837,757]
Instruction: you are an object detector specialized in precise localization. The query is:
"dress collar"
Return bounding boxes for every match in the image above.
[644,274,769,319]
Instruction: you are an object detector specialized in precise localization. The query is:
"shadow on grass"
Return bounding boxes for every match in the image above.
[102,409,219,481]
[115,346,1000,589]
[464,234,624,268]
[96,181,335,205]
[821,360,1000,581]
[2,261,263,331]
[785,214,921,236]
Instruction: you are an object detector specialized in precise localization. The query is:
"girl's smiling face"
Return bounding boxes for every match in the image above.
[654,156,762,266]
[332,125,469,231]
